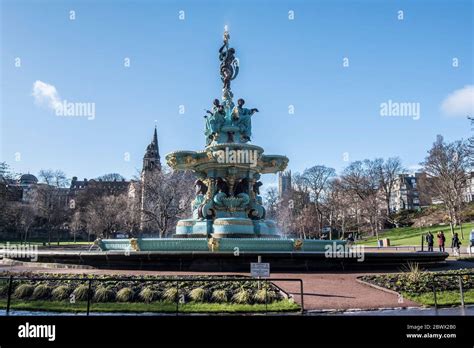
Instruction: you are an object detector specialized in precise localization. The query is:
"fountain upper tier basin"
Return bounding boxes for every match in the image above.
[165,143,288,175]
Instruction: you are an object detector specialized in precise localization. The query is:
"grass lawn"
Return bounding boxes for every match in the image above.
[356,223,474,247]
[0,299,300,314]
[404,289,474,307]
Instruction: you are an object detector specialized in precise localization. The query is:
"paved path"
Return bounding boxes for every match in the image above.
[0,262,420,311]
[269,273,419,311]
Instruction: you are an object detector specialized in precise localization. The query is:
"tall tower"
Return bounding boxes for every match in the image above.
[142,126,161,172]
[140,126,161,232]
[278,170,292,198]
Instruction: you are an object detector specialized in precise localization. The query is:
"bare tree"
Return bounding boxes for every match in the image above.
[38,169,69,188]
[264,187,279,220]
[33,169,71,244]
[85,193,130,238]
[140,170,195,237]
[373,157,404,224]
[421,135,471,237]
[96,173,125,181]
[301,165,336,234]
[0,162,16,180]
[324,178,354,239]
[70,211,86,242]
[341,160,382,239]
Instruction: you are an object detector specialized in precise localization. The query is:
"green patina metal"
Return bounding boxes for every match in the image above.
[98,237,347,252]
[164,28,288,238]
[98,28,345,253]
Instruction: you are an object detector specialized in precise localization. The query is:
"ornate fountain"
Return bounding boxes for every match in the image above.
[98,28,345,253]
[166,27,288,240]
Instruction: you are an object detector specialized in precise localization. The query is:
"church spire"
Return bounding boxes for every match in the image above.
[142,126,161,172]
[152,126,159,161]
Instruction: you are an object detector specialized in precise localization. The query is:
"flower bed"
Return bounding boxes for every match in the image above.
[0,273,287,306]
[360,269,474,295]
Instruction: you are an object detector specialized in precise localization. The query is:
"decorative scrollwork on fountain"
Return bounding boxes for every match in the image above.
[207,237,220,252]
[293,239,304,251]
[130,238,140,251]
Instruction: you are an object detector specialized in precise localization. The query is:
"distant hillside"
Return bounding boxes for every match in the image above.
[390,202,474,229]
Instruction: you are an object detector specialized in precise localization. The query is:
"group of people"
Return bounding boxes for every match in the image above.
[425,231,462,255]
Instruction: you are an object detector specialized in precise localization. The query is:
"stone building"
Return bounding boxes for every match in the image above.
[389,174,421,212]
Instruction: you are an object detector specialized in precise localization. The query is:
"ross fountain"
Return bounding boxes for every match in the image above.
[97,28,346,254]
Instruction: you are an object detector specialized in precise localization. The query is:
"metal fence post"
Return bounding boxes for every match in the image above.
[432,283,437,309]
[86,279,92,316]
[175,280,179,315]
[458,276,465,308]
[6,275,13,315]
[264,280,268,315]
[300,279,304,314]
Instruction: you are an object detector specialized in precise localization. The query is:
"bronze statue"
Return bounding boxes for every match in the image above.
[253,181,263,195]
[233,98,259,141]
[194,179,208,196]
[234,178,249,195]
[219,30,239,91]
[204,99,225,145]
[215,177,230,196]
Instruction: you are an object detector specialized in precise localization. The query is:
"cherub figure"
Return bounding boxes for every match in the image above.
[232,98,259,141]
[204,99,225,144]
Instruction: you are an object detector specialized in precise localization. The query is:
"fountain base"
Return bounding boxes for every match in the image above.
[97,237,346,252]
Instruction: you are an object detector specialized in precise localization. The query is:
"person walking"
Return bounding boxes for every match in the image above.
[451,232,461,256]
[425,231,434,252]
[438,231,446,252]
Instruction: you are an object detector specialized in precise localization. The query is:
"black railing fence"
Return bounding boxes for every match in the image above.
[1,276,304,315]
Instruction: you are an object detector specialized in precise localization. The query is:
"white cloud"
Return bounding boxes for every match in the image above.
[32,80,62,111]
[441,85,474,117]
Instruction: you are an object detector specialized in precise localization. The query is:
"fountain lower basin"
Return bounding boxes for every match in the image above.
[96,237,346,252]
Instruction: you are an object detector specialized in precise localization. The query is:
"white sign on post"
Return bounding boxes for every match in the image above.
[251,262,270,278]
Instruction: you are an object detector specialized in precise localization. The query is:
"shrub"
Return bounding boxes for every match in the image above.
[0,282,9,297]
[253,288,280,303]
[162,287,178,302]
[189,287,207,302]
[51,286,70,301]
[211,289,228,303]
[93,286,115,302]
[403,262,423,283]
[116,287,134,302]
[72,284,90,301]
[13,284,34,299]
[32,284,52,300]
[232,288,251,304]
[138,287,157,303]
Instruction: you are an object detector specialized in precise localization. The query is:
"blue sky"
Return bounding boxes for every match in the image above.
[1,0,473,187]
